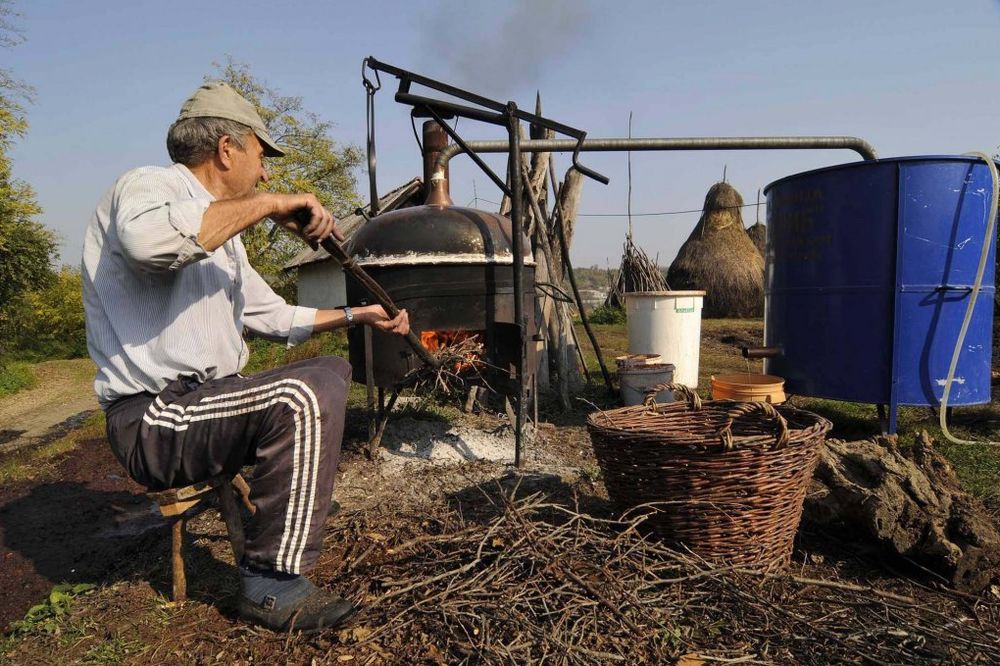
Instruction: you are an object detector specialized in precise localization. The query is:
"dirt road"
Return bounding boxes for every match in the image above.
[0,358,98,453]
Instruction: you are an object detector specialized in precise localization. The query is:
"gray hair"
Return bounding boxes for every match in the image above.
[166,117,252,166]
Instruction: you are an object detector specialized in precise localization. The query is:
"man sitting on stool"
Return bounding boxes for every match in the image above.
[82,81,409,632]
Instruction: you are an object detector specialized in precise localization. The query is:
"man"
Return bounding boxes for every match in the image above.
[82,82,409,632]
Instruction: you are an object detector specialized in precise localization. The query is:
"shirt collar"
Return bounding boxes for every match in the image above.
[173,163,217,202]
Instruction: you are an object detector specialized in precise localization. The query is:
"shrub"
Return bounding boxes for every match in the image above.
[588,303,627,325]
[0,359,35,397]
[4,266,87,360]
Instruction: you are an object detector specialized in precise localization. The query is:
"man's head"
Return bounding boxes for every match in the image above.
[166,82,284,196]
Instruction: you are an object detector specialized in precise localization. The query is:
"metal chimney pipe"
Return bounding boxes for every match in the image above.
[422,120,454,206]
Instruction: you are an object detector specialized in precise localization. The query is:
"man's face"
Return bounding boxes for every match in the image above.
[229,132,269,197]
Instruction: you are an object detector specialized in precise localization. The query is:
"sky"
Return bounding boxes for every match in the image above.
[7,0,1000,270]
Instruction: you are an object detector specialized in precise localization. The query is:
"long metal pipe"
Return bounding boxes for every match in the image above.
[435,136,878,173]
[507,103,525,468]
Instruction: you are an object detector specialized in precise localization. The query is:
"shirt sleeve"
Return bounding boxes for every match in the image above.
[113,168,213,272]
[239,249,317,347]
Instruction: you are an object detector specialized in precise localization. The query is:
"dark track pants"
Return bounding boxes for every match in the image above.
[105,356,351,575]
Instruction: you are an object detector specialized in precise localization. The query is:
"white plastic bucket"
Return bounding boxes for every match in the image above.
[625,291,705,388]
[619,362,675,406]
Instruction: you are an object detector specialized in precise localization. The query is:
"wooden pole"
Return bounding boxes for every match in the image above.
[552,177,615,395]
[522,162,570,410]
[171,518,187,603]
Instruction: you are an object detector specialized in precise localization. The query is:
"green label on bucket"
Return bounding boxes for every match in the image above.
[675,304,695,313]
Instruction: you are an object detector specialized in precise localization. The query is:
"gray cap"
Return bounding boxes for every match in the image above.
[176,81,285,157]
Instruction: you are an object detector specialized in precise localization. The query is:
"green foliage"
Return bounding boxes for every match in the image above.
[0,358,34,396]
[212,58,363,301]
[242,330,350,376]
[0,1,58,358]
[8,583,95,636]
[4,266,87,359]
[573,265,615,292]
[588,303,627,325]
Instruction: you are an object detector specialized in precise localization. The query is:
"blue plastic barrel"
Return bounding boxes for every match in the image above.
[763,156,996,432]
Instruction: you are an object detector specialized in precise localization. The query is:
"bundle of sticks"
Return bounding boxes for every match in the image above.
[605,234,670,309]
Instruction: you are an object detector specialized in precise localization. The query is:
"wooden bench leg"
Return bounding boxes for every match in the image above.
[216,484,246,566]
[171,517,187,602]
[231,474,256,515]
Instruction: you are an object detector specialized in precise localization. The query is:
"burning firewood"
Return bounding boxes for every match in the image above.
[401,332,494,397]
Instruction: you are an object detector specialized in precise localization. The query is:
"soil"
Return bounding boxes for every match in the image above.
[1,326,998,663]
[0,397,597,635]
[0,427,154,631]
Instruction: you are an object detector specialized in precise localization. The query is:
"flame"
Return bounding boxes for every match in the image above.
[420,330,483,371]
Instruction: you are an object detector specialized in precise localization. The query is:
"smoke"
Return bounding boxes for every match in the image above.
[416,0,593,99]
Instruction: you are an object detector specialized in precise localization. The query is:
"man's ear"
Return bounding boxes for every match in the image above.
[216,134,234,169]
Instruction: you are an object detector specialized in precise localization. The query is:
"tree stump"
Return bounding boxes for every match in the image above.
[804,431,1000,593]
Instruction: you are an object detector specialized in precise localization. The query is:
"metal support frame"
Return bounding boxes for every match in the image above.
[508,101,525,467]
[435,134,882,413]
[361,57,609,467]
[364,323,376,441]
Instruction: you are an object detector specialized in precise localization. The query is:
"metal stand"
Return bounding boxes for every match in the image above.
[875,403,894,435]
[364,322,376,442]
[361,57,608,467]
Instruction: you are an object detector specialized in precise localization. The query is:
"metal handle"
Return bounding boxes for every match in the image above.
[643,382,702,411]
[717,401,790,452]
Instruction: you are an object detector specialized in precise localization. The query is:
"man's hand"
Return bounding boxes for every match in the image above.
[269,193,344,246]
[360,305,410,335]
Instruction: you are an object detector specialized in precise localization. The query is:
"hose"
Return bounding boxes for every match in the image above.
[939,152,998,445]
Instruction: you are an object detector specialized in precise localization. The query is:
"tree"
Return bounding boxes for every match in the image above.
[8,266,86,359]
[212,58,363,300]
[0,1,58,357]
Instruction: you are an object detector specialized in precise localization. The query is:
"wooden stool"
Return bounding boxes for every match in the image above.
[148,473,256,602]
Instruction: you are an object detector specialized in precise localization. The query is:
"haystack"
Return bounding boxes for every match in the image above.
[667,182,764,317]
[746,221,767,257]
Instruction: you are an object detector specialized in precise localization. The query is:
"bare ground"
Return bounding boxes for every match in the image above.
[0,359,97,454]
[1,326,999,664]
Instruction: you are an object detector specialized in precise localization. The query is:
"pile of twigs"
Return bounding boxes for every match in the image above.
[605,235,670,309]
[318,486,1000,664]
[403,335,493,396]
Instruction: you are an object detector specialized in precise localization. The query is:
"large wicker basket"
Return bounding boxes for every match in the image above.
[587,383,832,570]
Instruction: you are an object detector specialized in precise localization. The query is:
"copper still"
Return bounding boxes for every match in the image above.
[345,121,537,395]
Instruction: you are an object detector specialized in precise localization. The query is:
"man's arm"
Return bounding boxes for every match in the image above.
[239,239,410,346]
[197,191,339,252]
[114,169,339,273]
[313,306,410,335]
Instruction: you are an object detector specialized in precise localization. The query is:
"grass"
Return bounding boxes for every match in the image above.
[78,635,141,665]
[576,318,1000,509]
[0,360,36,398]
[0,410,106,485]
[242,329,350,375]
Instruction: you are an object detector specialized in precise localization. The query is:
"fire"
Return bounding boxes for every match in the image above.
[420,330,483,371]
[420,330,478,352]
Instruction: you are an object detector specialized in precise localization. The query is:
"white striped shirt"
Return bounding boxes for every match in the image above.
[82,163,316,408]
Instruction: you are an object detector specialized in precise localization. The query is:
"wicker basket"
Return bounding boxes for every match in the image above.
[587,383,832,570]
